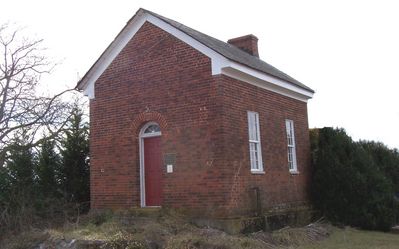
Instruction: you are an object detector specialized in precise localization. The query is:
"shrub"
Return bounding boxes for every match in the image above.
[310,127,398,231]
[360,141,399,224]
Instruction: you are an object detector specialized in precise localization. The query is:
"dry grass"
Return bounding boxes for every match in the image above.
[1,211,398,249]
[249,222,331,249]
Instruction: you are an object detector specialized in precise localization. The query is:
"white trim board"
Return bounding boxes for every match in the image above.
[222,66,312,102]
[78,9,313,102]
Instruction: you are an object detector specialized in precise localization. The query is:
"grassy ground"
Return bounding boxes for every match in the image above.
[297,226,399,249]
[1,211,398,249]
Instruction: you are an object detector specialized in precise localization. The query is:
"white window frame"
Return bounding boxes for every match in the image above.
[285,119,298,173]
[247,111,264,173]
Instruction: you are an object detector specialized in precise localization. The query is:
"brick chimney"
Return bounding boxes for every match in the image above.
[228,34,259,57]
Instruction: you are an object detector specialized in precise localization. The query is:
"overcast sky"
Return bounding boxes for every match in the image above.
[2,0,398,149]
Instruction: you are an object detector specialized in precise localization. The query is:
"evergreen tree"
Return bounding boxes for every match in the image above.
[2,135,37,227]
[360,141,399,193]
[311,128,397,231]
[0,163,11,217]
[6,137,36,193]
[36,138,61,197]
[61,106,90,204]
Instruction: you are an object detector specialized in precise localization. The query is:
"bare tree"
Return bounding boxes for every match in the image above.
[0,23,73,166]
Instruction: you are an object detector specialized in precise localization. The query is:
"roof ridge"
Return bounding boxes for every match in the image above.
[139,8,313,92]
[77,8,314,95]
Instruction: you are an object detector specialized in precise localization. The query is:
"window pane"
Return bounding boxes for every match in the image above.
[250,142,260,170]
[248,112,256,141]
[248,111,262,171]
[254,114,259,140]
[250,142,256,169]
[288,147,293,170]
[254,144,259,169]
[144,124,161,134]
[286,119,297,172]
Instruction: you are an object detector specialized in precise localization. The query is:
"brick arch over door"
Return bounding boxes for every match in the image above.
[130,111,168,139]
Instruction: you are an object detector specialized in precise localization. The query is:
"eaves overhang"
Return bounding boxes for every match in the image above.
[77,9,314,102]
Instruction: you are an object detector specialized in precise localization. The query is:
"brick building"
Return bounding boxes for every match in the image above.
[77,9,314,218]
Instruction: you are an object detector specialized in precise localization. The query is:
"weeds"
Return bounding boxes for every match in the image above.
[1,211,333,249]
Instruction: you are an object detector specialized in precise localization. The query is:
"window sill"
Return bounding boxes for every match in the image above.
[251,170,265,175]
[289,171,300,175]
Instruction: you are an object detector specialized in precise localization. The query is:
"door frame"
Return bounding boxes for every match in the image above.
[139,122,162,207]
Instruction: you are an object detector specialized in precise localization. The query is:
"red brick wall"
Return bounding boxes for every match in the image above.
[217,75,312,216]
[90,21,311,217]
[90,21,226,214]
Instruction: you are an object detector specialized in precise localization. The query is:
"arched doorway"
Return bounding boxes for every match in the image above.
[139,122,163,207]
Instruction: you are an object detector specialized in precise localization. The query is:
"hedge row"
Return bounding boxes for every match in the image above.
[310,128,399,231]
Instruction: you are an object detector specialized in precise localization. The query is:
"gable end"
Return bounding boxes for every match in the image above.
[77,9,313,102]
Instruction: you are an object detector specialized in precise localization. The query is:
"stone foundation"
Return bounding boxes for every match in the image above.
[192,206,318,234]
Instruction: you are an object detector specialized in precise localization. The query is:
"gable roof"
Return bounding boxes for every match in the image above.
[77,8,314,100]
[143,9,313,93]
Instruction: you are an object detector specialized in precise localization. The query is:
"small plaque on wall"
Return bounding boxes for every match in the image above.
[164,153,176,165]
[167,164,173,173]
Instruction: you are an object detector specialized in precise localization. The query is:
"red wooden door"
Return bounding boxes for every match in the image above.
[144,136,163,206]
